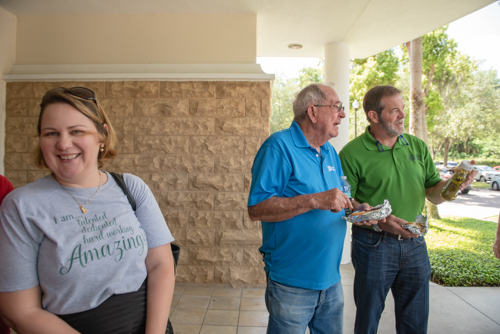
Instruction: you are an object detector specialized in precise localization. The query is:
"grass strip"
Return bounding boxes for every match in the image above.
[472,182,491,189]
[427,216,500,286]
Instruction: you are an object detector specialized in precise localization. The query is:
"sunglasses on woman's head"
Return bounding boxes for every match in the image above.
[43,87,97,103]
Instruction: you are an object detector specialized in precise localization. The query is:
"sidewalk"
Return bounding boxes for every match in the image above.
[169,263,500,334]
[438,187,500,220]
[341,264,500,334]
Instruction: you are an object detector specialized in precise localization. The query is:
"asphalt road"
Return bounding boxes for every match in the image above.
[438,186,500,221]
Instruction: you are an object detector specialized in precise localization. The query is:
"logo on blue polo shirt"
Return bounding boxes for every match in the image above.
[327,166,336,172]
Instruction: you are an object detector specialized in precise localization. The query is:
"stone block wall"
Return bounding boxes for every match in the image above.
[4,80,271,286]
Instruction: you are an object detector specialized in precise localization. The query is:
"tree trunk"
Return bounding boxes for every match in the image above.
[409,37,439,219]
[443,138,453,167]
[421,105,428,144]
[409,37,424,139]
[425,201,441,220]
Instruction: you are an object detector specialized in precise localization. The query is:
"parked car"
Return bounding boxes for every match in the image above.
[436,166,471,194]
[491,175,500,191]
[434,161,459,168]
[473,165,500,182]
[436,166,453,179]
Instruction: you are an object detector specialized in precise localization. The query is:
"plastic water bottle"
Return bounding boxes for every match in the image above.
[340,176,352,216]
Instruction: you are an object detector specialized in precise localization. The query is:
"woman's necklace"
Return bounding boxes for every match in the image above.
[56,172,102,214]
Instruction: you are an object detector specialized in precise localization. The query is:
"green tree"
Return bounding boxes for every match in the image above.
[453,69,500,157]
[269,77,299,133]
[269,62,324,134]
[298,60,324,89]
[400,26,486,165]
[349,49,400,140]
[426,52,477,164]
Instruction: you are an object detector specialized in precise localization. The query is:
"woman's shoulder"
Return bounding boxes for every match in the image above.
[111,173,151,197]
[7,175,56,197]
[119,173,148,189]
[0,175,57,212]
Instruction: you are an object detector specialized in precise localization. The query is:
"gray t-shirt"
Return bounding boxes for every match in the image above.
[0,172,174,314]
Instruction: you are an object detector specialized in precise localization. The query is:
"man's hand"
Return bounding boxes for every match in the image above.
[377,215,418,238]
[312,188,352,213]
[450,160,477,191]
[351,203,385,227]
[248,187,353,222]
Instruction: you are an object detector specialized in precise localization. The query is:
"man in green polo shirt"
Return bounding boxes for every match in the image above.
[339,85,476,334]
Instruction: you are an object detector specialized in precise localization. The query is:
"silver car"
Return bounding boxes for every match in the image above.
[473,165,500,182]
[491,175,500,191]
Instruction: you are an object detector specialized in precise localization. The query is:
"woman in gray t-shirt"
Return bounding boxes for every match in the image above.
[0,87,176,333]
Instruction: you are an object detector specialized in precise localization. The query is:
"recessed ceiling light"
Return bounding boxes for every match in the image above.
[288,44,303,50]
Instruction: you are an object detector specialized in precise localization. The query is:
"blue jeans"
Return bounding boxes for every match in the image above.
[265,276,344,334]
[351,225,431,334]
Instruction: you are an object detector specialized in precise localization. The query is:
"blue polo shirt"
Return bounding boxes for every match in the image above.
[248,121,346,290]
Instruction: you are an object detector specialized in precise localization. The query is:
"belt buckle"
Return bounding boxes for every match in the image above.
[397,235,402,240]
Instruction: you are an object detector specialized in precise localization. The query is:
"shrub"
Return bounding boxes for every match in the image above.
[427,217,500,286]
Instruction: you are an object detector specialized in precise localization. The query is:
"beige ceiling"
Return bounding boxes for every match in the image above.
[0,0,495,59]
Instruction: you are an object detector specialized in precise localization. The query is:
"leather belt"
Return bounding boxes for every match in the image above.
[353,224,410,240]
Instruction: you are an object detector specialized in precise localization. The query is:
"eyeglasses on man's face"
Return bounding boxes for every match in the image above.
[313,102,344,112]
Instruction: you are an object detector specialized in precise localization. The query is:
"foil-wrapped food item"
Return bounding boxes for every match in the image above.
[342,200,392,224]
[401,214,428,236]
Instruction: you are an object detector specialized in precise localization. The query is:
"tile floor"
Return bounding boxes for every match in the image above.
[170,284,270,334]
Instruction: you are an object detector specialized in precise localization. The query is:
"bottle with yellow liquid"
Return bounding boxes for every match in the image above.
[440,160,473,201]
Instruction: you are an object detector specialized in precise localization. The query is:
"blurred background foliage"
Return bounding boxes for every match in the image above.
[269,26,500,164]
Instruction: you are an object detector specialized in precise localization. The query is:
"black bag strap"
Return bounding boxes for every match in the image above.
[110,172,136,211]
[109,172,180,270]
[109,172,178,333]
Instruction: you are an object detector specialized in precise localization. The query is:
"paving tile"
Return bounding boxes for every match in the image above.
[171,294,181,308]
[178,295,211,309]
[166,262,500,334]
[446,286,500,325]
[174,284,187,295]
[240,297,266,311]
[241,288,265,298]
[213,287,243,297]
[203,310,239,326]
[170,308,207,325]
[238,310,269,327]
[184,286,214,296]
[170,323,202,334]
[340,263,355,285]
[237,327,267,334]
[427,285,500,334]
[209,296,241,310]
[200,325,237,334]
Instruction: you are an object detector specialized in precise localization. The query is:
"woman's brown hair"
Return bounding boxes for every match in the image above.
[32,88,118,169]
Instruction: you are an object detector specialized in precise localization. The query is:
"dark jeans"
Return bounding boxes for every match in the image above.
[352,225,431,334]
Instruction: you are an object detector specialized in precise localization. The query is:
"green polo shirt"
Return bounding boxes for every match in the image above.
[339,126,442,222]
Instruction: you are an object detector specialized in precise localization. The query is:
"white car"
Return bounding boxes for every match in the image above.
[473,165,500,182]
[491,175,500,191]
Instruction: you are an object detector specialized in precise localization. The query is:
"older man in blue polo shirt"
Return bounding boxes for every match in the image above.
[248,84,353,334]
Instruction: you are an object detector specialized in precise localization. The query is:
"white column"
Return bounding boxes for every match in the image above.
[324,42,352,264]
[0,8,17,175]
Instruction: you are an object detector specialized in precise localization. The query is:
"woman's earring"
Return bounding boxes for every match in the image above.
[100,144,104,152]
